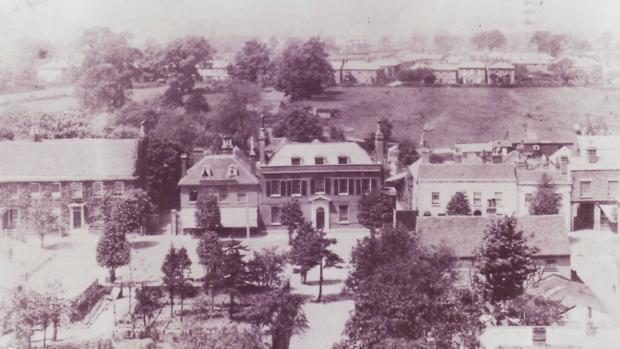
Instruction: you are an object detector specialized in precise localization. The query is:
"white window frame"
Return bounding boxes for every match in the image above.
[338,204,350,223]
[337,156,349,165]
[495,192,503,207]
[608,180,619,198]
[271,206,281,225]
[314,178,326,194]
[270,180,281,197]
[361,178,371,194]
[113,181,124,196]
[473,192,482,206]
[525,193,534,208]
[291,180,302,196]
[291,157,302,166]
[71,182,83,199]
[338,178,349,195]
[218,188,228,202]
[92,181,104,197]
[189,189,198,202]
[202,166,213,177]
[431,192,440,206]
[227,165,238,177]
[314,156,325,165]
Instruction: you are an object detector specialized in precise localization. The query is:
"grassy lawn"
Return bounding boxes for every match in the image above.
[307,86,620,147]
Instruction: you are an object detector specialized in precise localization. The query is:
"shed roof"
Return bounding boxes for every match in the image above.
[0,139,138,182]
[416,215,570,258]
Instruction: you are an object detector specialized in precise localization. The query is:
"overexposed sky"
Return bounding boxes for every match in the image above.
[1,0,619,46]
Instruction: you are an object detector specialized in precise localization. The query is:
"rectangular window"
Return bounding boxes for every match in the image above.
[291,157,302,166]
[271,206,281,224]
[338,179,349,195]
[545,259,558,272]
[237,191,247,203]
[338,156,349,165]
[189,189,198,202]
[51,182,61,196]
[7,208,19,228]
[29,183,40,195]
[473,192,482,206]
[608,181,618,198]
[71,182,83,198]
[580,181,591,198]
[495,192,503,207]
[361,179,371,194]
[92,181,104,197]
[218,188,228,202]
[314,157,325,165]
[270,180,281,197]
[113,181,124,196]
[315,178,326,193]
[338,205,349,223]
[431,192,440,206]
[291,180,302,196]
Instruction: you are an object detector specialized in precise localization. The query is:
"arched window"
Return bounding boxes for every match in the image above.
[423,211,431,217]
[227,165,239,177]
[473,210,482,216]
[201,166,213,177]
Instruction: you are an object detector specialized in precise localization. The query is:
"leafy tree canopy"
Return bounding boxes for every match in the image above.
[229,39,273,84]
[357,189,394,233]
[397,138,420,167]
[446,192,472,215]
[470,29,507,50]
[530,173,561,215]
[272,103,324,142]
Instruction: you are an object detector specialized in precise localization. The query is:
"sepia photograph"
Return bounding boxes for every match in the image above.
[0,0,620,348]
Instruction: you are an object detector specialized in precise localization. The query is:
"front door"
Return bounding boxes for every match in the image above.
[316,207,325,230]
[72,206,82,229]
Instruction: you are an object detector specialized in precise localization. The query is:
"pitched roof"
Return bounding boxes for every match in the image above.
[488,62,515,70]
[417,163,516,182]
[454,141,494,153]
[459,61,487,69]
[0,139,138,182]
[178,147,259,186]
[529,275,607,314]
[516,169,570,185]
[572,135,620,170]
[265,140,375,166]
[416,215,570,258]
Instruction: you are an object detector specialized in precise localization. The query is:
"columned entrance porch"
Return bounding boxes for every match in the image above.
[310,194,331,231]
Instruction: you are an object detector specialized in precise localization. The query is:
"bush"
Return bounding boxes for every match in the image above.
[70,283,110,322]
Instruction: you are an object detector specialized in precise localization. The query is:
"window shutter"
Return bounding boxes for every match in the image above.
[356,179,361,195]
[281,181,286,197]
[266,181,271,196]
[349,179,355,195]
[310,179,315,194]
[333,179,339,194]
[302,181,307,196]
[287,181,292,197]
[326,178,331,194]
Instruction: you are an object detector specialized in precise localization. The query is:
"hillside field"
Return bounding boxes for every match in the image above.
[308,86,620,148]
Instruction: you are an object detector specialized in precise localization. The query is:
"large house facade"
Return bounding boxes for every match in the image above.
[177,138,261,233]
[258,133,384,230]
[0,138,138,233]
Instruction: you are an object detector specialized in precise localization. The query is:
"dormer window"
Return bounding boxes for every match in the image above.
[533,144,540,151]
[291,157,302,166]
[201,166,214,177]
[315,157,325,165]
[338,156,349,165]
[227,165,239,177]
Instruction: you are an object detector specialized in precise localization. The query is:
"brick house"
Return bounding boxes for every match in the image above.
[416,215,572,287]
[0,138,138,233]
[569,135,620,231]
[177,138,261,233]
[257,123,384,230]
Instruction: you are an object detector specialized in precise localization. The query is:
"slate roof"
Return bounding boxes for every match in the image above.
[178,147,259,186]
[417,163,516,182]
[488,62,515,70]
[572,135,620,170]
[516,169,571,185]
[0,139,138,182]
[416,215,570,258]
[265,140,375,166]
[459,61,487,69]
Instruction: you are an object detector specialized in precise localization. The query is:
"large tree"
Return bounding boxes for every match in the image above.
[530,173,561,215]
[195,193,221,233]
[196,231,224,314]
[109,189,151,234]
[274,37,334,100]
[161,246,192,318]
[344,227,482,348]
[29,190,62,248]
[470,29,507,50]
[212,81,261,152]
[243,282,308,349]
[397,138,420,167]
[357,189,394,236]
[280,198,305,245]
[247,247,287,290]
[220,240,249,318]
[530,31,568,57]
[272,104,324,142]
[76,26,142,111]
[229,39,272,84]
[155,36,214,112]
[475,216,538,302]
[289,223,343,301]
[434,32,461,54]
[446,192,472,215]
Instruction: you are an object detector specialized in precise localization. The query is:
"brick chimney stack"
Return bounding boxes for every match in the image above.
[374,119,384,164]
[248,136,257,175]
[222,135,233,154]
[180,153,188,176]
[560,156,569,174]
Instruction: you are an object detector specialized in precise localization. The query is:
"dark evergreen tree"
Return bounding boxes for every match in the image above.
[281,198,305,245]
[446,192,472,215]
[357,189,394,236]
[530,173,561,215]
[96,220,131,282]
[195,193,221,233]
[196,231,224,314]
[272,104,324,142]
